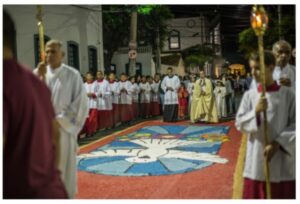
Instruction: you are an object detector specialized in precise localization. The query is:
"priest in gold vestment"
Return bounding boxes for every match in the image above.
[190,70,218,123]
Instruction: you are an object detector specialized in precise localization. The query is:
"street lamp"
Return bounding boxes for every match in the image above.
[250,5,271,199]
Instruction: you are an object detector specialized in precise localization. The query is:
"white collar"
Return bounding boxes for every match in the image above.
[47,63,64,74]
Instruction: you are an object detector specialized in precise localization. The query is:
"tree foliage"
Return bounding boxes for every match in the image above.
[102,5,131,69]
[102,5,173,69]
[138,5,174,51]
[181,44,214,69]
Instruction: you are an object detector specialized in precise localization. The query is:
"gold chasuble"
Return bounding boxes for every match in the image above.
[190,78,218,123]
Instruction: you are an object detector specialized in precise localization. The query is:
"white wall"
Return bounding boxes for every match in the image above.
[163,17,209,52]
[4,5,101,74]
[111,51,153,77]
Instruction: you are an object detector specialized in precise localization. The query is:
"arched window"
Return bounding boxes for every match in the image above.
[168,30,180,50]
[67,41,80,70]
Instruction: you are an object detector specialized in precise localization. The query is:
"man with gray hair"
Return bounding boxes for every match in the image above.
[34,39,89,198]
[272,40,295,90]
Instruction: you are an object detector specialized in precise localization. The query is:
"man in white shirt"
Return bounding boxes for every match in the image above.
[161,67,180,122]
[35,39,89,198]
[272,40,295,90]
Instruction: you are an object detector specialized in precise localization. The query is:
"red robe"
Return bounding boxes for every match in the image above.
[243,178,295,199]
[178,87,189,118]
[84,109,98,135]
[82,81,98,135]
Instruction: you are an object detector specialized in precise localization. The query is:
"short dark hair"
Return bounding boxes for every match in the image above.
[249,50,276,67]
[3,10,16,49]
[167,67,173,70]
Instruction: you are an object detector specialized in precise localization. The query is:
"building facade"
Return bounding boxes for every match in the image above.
[4,5,103,75]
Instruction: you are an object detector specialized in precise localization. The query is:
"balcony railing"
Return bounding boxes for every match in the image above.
[116,46,152,54]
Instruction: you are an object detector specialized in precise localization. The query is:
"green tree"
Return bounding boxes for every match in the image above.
[181,44,214,72]
[102,5,131,69]
[139,5,174,51]
[103,5,174,71]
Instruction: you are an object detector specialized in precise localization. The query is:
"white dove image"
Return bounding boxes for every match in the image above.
[78,138,228,164]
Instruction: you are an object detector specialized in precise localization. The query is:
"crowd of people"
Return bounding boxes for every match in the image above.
[79,67,253,138]
[3,9,295,199]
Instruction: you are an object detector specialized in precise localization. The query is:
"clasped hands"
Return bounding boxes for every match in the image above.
[167,87,174,91]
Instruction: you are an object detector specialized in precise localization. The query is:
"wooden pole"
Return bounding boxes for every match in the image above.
[36,5,45,62]
[36,5,46,81]
[251,5,271,199]
[258,35,271,199]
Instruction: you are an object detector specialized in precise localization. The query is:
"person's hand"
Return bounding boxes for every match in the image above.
[255,96,268,114]
[87,93,93,97]
[37,61,47,80]
[218,90,221,93]
[264,141,280,162]
[168,87,174,91]
[279,78,291,87]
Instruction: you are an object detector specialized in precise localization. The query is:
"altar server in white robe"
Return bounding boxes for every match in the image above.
[35,40,89,198]
[119,73,134,123]
[130,76,140,119]
[139,75,151,118]
[187,76,196,115]
[214,80,227,119]
[108,72,121,126]
[235,51,295,199]
[272,40,295,90]
[150,76,160,116]
[82,72,98,137]
[96,70,113,130]
[161,67,180,122]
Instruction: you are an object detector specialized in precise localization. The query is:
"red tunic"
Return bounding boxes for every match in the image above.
[243,178,295,199]
[178,87,189,118]
[84,109,98,134]
[98,110,114,129]
[3,59,67,198]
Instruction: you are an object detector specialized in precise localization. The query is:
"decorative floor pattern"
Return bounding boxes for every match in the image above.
[77,125,230,176]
